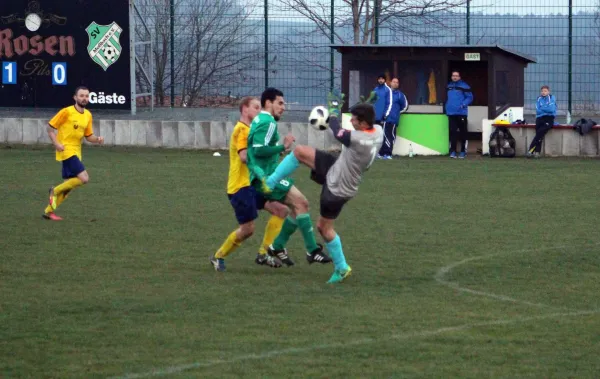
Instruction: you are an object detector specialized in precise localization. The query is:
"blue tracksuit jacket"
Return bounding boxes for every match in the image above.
[385,90,408,124]
[373,83,392,121]
[445,80,473,116]
[536,95,557,118]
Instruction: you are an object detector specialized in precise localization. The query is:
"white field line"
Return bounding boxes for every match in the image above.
[112,310,599,379]
[112,241,600,378]
[435,242,600,310]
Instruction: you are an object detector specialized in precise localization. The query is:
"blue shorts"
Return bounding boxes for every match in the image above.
[61,156,86,179]
[228,186,267,224]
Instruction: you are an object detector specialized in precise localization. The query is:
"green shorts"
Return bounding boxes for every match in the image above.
[252,177,294,203]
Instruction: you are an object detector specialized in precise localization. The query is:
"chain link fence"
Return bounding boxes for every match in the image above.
[135,0,600,117]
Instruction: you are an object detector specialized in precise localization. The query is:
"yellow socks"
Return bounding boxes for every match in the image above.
[216,216,284,258]
[44,191,70,214]
[214,231,242,259]
[44,177,82,214]
[259,216,284,255]
[54,178,83,196]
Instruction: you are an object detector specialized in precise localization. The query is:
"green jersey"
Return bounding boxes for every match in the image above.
[247,111,285,183]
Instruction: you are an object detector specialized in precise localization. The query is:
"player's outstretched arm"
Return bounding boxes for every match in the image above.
[327,91,351,147]
[357,91,378,108]
[328,116,351,147]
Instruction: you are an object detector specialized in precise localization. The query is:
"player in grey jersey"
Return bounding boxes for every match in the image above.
[264,92,383,283]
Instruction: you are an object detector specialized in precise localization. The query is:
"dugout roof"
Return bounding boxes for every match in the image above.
[331,44,537,119]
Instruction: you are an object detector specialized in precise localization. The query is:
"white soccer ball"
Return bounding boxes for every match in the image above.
[308,106,329,131]
[103,45,117,61]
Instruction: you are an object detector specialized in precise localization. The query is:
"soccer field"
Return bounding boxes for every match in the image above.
[2,145,600,378]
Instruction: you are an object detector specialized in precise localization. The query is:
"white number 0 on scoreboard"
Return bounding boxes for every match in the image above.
[52,62,68,86]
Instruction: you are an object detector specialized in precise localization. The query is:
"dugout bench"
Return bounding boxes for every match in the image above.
[489,123,600,156]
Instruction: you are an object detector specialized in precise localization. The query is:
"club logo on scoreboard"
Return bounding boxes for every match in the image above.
[86,21,122,71]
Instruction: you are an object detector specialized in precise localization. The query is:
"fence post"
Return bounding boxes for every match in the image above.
[568,0,573,116]
[170,0,175,107]
[466,0,470,45]
[264,0,269,88]
[330,0,334,90]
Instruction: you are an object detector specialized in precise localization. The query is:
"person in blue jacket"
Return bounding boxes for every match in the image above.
[527,85,556,157]
[445,71,473,158]
[373,73,392,125]
[378,77,408,159]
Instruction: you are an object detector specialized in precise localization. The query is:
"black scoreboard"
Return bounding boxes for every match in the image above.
[0,0,130,110]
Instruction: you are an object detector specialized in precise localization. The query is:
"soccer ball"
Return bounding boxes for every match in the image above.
[103,45,117,61]
[309,106,329,131]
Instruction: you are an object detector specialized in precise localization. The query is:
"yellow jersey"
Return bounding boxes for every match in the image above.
[48,106,93,161]
[227,121,251,194]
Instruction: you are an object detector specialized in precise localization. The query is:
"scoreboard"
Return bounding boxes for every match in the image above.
[0,0,130,110]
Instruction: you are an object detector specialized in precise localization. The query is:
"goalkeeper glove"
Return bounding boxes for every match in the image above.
[327,91,345,118]
[359,91,378,105]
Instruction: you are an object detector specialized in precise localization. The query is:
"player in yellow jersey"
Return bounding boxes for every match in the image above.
[42,86,104,220]
[210,96,289,271]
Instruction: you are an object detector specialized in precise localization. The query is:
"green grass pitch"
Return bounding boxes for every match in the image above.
[1,145,599,378]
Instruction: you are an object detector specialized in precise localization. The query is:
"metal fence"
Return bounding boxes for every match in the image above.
[136,0,600,117]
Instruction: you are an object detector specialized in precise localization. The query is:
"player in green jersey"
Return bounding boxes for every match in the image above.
[246,87,331,267]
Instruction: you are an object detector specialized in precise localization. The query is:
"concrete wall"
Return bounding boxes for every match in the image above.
[3,117,598,156]
[467,106,488,133]
[483,120,600,156]
[507,127,600,157]
[0,118,342,151]
[481,105,600,156]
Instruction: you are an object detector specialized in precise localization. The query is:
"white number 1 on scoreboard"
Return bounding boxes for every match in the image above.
[2,62,17,85]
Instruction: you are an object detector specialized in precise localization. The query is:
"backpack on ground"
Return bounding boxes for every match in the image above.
[573,118,597,136]
[489,126,516,158]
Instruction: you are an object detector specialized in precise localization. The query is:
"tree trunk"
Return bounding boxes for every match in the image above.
[352,0,360,44]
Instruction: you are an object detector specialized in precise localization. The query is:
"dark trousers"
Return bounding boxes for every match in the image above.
[378,121,397,156]
[448,115,468,153]
[529,116,554,153]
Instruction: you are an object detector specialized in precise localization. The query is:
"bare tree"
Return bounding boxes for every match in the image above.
[135,0,187,106]
[277,0,468,45]
[266,0,467,99]
[134,0,261,107]
[178,0,262,106]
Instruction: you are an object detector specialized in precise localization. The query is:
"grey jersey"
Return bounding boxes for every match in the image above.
[326,125,384,198]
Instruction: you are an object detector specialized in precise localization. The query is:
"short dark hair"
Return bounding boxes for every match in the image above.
[261,87,284,107]
[350,103,375,127]
[239,96,258,113]
[74,86,89,96]
[377,73,386,80]
[541,85,550,90]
